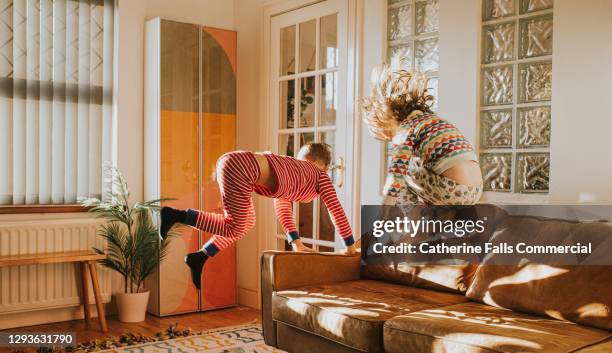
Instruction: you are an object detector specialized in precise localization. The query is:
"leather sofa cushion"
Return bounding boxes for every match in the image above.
[466,216,612,330]
[362,204,508,293]
[384,302,612,353]
[272,280,468,353]
[574,338,612,352]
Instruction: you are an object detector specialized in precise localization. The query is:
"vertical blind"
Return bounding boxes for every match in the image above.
[0,0,114,205]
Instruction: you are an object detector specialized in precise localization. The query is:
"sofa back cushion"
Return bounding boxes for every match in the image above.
[362,204,507,294]
[466,216,612,331]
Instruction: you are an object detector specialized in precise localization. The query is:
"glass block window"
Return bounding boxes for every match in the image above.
[387,0,439,99]
[479,0,553,194]
[384,0,440,178]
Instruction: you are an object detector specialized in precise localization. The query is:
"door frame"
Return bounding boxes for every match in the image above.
[259,0,363,252]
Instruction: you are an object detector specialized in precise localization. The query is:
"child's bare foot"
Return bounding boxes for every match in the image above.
[291,240,316,252]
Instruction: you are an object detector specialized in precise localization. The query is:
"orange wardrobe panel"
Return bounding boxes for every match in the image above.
[144,18,237,316]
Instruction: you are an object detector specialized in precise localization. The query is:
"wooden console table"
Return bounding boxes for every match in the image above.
[0,251,108,332]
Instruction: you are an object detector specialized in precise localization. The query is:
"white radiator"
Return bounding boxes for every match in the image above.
[0,218,111,315]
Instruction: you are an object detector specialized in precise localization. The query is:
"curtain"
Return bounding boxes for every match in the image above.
[0,0,114,205]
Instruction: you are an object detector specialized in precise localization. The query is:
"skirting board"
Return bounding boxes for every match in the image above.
[237,286,260,310]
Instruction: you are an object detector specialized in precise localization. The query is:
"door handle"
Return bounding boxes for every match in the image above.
[332,156,345,188]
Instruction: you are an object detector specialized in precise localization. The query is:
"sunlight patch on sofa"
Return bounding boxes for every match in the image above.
[489,265,569,287]
[285,299,309,315]
[320,306,382,318]
[576,303,609,318]
[316,310,348,338]
[410,309,552,335]
[406,264,467,290]
[433,333,541,351]
[280,290,394,314]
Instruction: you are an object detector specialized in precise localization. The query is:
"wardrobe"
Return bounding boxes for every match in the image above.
[144,18,237,316]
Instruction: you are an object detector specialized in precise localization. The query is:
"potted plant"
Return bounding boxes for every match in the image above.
[79,163,173,323]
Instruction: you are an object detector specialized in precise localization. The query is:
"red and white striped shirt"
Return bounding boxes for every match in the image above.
[254,153,353,244]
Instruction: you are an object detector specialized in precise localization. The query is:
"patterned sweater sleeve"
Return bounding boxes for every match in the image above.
[318,172,355,246]
[382,133,416,205]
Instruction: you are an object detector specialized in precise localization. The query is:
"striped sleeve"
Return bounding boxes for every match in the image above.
[318,172,354,246]
[274,198,299,241]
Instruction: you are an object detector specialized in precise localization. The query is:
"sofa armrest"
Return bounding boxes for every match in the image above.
[260,251,361,346]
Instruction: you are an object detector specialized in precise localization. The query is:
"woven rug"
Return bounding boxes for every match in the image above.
[98,324,284,353]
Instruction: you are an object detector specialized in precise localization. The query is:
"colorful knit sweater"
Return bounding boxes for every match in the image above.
[384,112,477,198]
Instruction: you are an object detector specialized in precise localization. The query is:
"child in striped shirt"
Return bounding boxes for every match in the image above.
[159,143,356,289]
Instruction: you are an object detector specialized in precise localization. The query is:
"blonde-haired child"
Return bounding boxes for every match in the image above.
[362,64,483,205]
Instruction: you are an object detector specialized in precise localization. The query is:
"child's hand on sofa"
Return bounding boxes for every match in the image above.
[341,244,358,256]
[291,239,316,252]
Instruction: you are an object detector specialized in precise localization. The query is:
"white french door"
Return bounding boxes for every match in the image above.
[269,0,352,252]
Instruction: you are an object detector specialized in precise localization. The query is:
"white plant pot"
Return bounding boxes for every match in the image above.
[115,291,150,323]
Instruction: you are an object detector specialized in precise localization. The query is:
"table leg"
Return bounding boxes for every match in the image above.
[88,261,108,332]
[80,262,91,325]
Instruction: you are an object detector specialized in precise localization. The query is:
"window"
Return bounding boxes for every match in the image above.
[479,0,553,194]
[0,0,115,206]
[384,0,440,181]
[387,0,439,102]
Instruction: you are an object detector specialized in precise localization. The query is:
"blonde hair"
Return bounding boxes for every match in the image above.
[297,142,333,168]
[361,64,435,141]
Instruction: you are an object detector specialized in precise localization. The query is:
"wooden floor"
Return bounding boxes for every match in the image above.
[0,306,260,353]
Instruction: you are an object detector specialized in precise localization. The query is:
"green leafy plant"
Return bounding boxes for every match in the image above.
[79,163,175,293]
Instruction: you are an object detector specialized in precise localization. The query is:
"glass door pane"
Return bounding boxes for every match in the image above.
[298,201,314,239]
[299,132,315,147]
[279,134,295,156]
[320,72,338,126]
[280,80,296,128]
[299,76,316,127]
[299,19,316,72]
[320,14,338,69]
[280,25,296,75]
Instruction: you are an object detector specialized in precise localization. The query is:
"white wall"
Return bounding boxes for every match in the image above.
[144,0,235,27]
[116,0,146,205]
[549,0,612,203]
[359,0,612,206]
[234,0,269,309]
[437,0,480,144]
[360,0,386,205]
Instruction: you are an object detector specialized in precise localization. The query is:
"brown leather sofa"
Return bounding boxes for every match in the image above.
[261,206,612,352]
